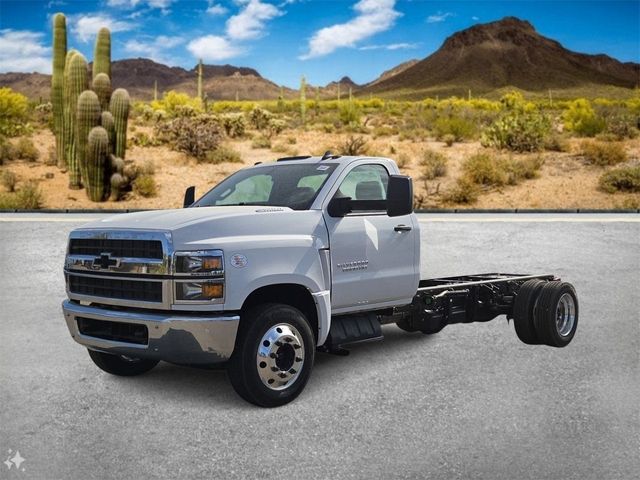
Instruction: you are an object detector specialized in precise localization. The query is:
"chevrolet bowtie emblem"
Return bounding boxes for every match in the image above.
[93,252,119,270]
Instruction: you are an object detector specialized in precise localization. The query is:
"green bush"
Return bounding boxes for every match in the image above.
[481,110,550,152]
[434,117,476,141]
[133,175,157,197]
[396,153,410,169]
[2,169,17,192]
[420,149,448,180]
[0,181,42,209]
[598,166,640,193]
[339,103,361,126]
[446,177,479,204]
[462,153,543,187]
[604,115,639,140]
[219,113,246,138]
[0,137,16,164]
[15,137,39,161]
[249,107,272,130]
[581,141,627,166]
[563,99,605,137]
[0,88,30,137]
[150,91,203,118]
[443,134,455,147]
[204,145,242,164]
[251,135,271,149]
[544,134,570,152]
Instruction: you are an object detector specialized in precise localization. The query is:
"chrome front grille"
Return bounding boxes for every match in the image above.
[65,230,173,309]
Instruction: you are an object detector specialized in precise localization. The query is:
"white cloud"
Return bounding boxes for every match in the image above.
[300,0,401,59]
[206,1,228,15]
[72,14,135,43]
[125,35,184,64]
[427,11,454,23]
[359,42,418,51]
[107,0,173,8]
[226,0,283,40]
[0,29,51,73]
[187,35,245,61]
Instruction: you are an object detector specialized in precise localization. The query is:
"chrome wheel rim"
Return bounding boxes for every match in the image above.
[256,323,305,391]
[556,293,576,337]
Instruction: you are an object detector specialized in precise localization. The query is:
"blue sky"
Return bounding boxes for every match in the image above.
[0,0,638,88]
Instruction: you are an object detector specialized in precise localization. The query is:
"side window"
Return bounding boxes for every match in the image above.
[335,164,389,212]
[215,174,273,205]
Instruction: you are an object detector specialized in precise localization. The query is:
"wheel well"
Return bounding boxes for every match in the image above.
[241,284,318,341]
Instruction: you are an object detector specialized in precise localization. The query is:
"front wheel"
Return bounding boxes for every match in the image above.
[228,303,315,407]
[87,349,159,376]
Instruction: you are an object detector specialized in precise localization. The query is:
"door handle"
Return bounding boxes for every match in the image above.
[394,224,412,232]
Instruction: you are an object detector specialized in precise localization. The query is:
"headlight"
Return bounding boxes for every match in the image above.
[175,280,224,301]
[174,250,224,276]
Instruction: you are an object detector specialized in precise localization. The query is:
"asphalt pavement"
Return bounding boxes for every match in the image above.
[0,213,638,479]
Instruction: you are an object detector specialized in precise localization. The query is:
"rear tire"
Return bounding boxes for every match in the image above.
[533,281,579,347]
[227,303,315,407]
[513,279,546,345]
[88,349,159,376]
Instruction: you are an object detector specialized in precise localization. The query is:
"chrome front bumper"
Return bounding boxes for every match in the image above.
[62,300,240,365]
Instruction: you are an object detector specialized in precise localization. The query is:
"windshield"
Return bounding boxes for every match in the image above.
[193,163,337,210]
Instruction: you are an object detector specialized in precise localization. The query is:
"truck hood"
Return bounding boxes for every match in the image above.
[77,206,329,250]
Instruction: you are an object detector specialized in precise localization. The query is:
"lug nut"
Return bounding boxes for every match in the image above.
[269,353,277,359]
[275,341,283,347]
[278,372,287,378]
[295,357,302,362]
[271,367,279,372]
[289,369,296,374]
[293,344,301,349]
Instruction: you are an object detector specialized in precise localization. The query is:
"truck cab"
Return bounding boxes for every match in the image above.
[62,155,578,407]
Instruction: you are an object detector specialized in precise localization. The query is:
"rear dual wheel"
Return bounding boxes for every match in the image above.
[513,280,578,347]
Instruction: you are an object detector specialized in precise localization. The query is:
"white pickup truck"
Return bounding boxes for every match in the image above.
[62,154,579,407]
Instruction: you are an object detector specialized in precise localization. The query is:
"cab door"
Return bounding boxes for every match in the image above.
[323,163,418,313]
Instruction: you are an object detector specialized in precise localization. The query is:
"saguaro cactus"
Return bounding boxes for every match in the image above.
[85,126,110,201]
[109,88,130,159]
[93,27,111,80]
[76,91,101,185]
[100,111,115,152]
[197,58,203,100]
[300,75,306,125]
[92,73,111,111]
[64,52,88,187]
[51,13,67,168]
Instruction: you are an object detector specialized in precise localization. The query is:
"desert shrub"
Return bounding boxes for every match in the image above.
[286,136,297,144]
[0,181,42,209]
[133,175,157,197]
[446,177,479,204]
[271,142,289,153]
[604,115,638,140]
[266,118,286,138]
[219,113,246,138]
[420,149,448,180]
[155,115,222,160]
[2,169,17,192]
[598,166,640,193]
[433,117,476,141]
[399,128,428,142]
[0,88,30,137]
[443,134,455,147]
[581,141,627,166]
[563,99,605,137]
[373,126,398,138]
[396,153,410,169]
[251,135,271,149]
[249,107,272,130]
[15,137,39,161]
[139,159,156,176]
[338,135,367,155]
[463,153,507,186]
[130,131,158,147]
[544,134,570,152]
[0,137,16,164]
[481,110,550,152]
[150,91,203,118]
[204,145,242,164]
[462,153,543,187]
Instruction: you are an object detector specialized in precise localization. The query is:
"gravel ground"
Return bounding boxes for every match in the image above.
[0,213,638,479]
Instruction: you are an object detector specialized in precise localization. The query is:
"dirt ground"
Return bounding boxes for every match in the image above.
[2,127,639,210]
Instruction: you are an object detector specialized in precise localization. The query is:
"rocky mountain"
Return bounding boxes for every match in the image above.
[362,17,640,98]
[0,58,292,101]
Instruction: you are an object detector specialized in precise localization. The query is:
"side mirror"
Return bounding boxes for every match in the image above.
[327,196,352,217]
[387,175,413,217]
[183,186,195,208]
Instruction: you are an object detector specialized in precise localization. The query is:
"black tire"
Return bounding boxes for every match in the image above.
[88,349,159,376]
[513,279,546,345]
[227,303,315,407]
[533,281,579,348]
